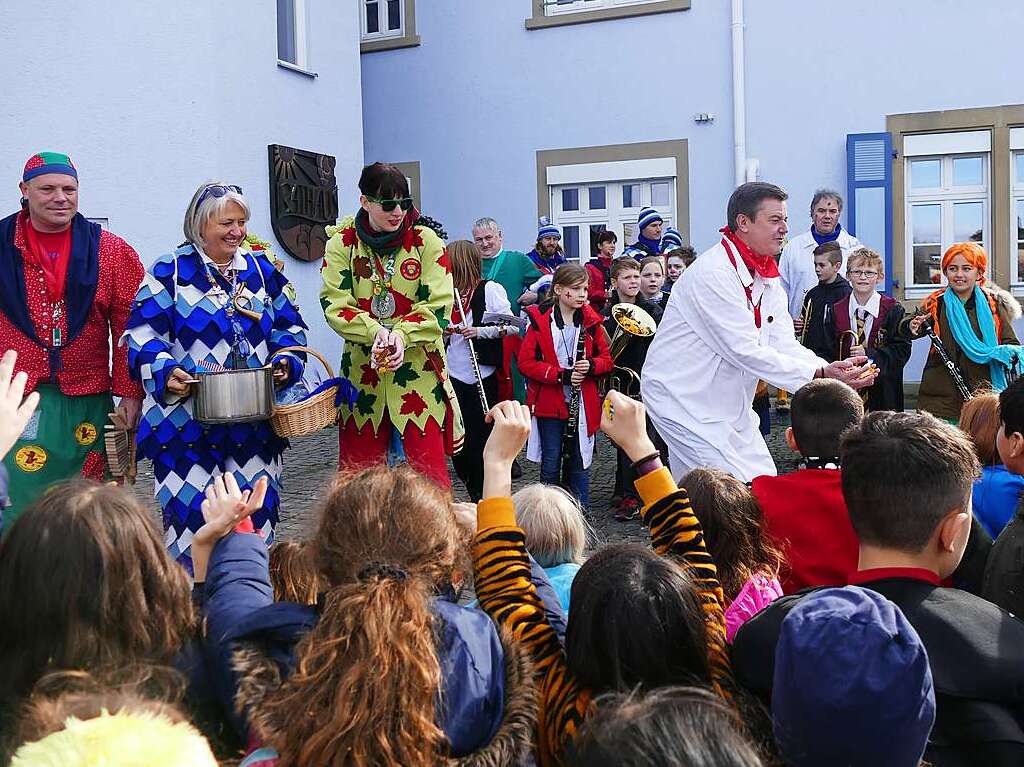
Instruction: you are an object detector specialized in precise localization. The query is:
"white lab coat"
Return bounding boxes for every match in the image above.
[778,228,862,322]
[641,239,827,482]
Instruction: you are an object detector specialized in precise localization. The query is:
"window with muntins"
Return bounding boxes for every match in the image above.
[903,131,990,294]
[546,0,664,16]
[277,0,308,68]
[1011,130,1024,285]
[550,178,675,261]
[362,0,403,41]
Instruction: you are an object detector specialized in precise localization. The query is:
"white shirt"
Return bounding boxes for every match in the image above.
[448,281,512,385]
[641,239,827,481]
[849,291,881,345]
[779,227,863,321]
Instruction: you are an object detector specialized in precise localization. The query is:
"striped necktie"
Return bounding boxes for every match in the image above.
[855,308,867,346]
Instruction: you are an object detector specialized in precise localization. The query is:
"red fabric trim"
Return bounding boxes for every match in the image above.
[847,566,941,586]
[721,238,762,328]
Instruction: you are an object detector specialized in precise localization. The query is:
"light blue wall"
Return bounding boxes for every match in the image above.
[361,0,1024,380]
[1,1,364,358]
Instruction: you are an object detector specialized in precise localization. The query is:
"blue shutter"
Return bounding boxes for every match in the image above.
[846,132,893,294]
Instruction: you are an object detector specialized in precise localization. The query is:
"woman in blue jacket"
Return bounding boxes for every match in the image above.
[194,466,544,767]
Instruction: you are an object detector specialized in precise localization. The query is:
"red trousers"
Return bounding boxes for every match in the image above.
[337,411,451,490]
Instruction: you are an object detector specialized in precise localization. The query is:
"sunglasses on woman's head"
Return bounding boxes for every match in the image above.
[197,184,243,206]
[367,195,413,212]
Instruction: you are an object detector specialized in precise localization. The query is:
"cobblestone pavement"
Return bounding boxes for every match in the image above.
[132,403,799,547]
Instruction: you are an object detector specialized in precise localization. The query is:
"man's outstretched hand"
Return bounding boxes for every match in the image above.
[821,356,878,391]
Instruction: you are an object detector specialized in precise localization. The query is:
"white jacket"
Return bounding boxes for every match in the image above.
[778,227,862,321]
[641,239,827,481]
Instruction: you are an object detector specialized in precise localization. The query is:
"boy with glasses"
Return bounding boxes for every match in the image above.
[827,247,911,411]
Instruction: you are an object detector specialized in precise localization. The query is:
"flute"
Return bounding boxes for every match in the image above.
[453,290,490,414]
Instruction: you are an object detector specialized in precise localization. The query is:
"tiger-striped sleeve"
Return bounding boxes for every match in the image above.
[634,467,737,701]
[473,497,591,767]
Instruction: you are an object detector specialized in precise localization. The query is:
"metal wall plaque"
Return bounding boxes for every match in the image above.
[268,144,339,263]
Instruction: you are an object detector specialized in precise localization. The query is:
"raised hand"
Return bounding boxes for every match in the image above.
[600,390,657,462]
[0,350,40,463]
[193,473,268,547]
[482,401,531,500]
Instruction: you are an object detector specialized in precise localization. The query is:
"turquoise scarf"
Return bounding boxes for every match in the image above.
[943,286,1024,391]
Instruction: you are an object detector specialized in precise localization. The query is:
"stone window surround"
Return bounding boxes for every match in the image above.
[360,0,420,53]
[526,0,690,30]
[536,139,689,245]
[888,104,1024,301]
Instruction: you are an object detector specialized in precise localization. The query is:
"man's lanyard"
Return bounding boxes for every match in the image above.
[721,238,762,328]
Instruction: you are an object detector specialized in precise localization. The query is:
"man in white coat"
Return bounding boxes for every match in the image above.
[641,182,875,482]
[779,189,862,323]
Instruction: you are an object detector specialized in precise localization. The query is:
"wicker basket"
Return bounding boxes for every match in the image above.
[270,345,340,438]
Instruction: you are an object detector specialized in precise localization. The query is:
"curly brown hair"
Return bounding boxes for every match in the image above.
[261,465,462,766]
[268,540,321,605]
[0,480,194,741]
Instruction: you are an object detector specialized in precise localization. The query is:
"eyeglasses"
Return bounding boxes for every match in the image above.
[849,270,879,278]
[197,184,242,207]
[366,195,413,212]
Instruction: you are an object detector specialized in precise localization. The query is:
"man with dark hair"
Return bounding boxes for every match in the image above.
[779,189,862,323]
[586,229,617,313]
[641,182,875,481]
[734,410,1024,765]
[753,379,863,593]
[983,378,1024,614]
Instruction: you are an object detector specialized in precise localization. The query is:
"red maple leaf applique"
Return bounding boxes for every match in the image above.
[402,227,424,252]
[359,362,380,388]
[391,291,413,316]
[436,248,451,274]
[342,227,358,247]
[337,307,361,322]
[320,258,328,272]
[401,312,425,324]
[399,390,428,417]
[356,297,374,314]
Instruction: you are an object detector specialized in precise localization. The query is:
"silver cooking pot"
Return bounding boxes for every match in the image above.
[184,366,274,424]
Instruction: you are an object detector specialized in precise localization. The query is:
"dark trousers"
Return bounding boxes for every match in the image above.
[536,416,590,509]
[451,375,499,502]
[614,414,669,500]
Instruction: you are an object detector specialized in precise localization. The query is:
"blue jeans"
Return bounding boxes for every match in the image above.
[536,417,589,509]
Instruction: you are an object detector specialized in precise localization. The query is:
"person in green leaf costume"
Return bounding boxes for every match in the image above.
[320,163,458,489]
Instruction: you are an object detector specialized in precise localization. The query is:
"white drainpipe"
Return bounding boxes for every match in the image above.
[731,0,746,187]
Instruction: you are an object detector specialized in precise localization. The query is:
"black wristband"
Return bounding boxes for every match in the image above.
[630,452,662,470]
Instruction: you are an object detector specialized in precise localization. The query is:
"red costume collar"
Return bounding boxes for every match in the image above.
[848,566,941,586]
[720,226,780,279]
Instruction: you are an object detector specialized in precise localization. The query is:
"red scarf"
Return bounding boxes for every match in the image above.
[21,212,72,303]
[719,226,780,279]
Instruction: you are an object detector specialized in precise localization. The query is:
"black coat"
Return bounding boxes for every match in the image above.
[799,276,852,361]
[603,292,663,377]
[732,576,1024,766]
[984,505,1024,618]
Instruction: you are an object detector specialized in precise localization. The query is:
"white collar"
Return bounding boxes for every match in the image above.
[197,245,246,272]
[850,291,881,319]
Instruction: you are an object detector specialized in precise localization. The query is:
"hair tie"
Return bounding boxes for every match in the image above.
[357,561,409,583]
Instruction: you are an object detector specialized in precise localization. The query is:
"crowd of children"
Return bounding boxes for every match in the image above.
[8,222,1024,767]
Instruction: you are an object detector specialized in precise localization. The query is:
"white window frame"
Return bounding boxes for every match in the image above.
[277,0,312,74]
[544,0,663,16]
[1010,129,1024,290]
[903,152,990,297]
[361,0,404,42]
[548,167,676,262]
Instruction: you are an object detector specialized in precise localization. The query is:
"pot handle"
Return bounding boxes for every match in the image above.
[274,345,336,379]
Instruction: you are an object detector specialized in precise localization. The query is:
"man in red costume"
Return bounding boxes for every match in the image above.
[0,152,144,529]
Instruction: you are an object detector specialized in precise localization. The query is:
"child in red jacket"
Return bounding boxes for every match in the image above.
[519,263,613,509]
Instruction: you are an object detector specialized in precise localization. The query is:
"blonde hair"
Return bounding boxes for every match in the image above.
[513,483,589,567]
[847,247,884,278]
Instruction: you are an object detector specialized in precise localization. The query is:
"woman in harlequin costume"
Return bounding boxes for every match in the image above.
[320,162,457,488]
[123,182,308,570]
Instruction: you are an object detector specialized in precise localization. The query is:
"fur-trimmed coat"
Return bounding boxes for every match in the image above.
[914,285,1022,420]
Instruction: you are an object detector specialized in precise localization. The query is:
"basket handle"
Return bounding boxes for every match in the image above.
[275,345,336,379]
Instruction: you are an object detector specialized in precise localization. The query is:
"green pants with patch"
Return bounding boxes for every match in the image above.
[2,385,111,533]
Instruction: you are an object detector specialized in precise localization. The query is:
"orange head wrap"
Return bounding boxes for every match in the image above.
[922,241,998,340]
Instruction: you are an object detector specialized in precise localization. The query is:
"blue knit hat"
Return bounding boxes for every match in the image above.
[662,227,683,248]
[637,207,663,232]
[772,587,935,767]
[538,224,561,241]
[23,151,77,182]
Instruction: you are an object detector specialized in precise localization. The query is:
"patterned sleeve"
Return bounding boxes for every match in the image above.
[260,257,308,385]
[320,227,385,346]
[473,498,591,766]
[390,230,453,349]
[122,255,188,405]
[635,467,737,701]
[108,236,146,399]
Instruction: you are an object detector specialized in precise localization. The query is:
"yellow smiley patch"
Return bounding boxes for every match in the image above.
[15,446,47,473]
[74,422,98,446]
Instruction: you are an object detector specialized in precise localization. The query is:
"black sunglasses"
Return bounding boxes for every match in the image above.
[367,195,413,212]
[197,184,243,206]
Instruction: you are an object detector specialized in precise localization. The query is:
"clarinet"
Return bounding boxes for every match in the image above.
[918,314,972,402]
[562,321,588,473]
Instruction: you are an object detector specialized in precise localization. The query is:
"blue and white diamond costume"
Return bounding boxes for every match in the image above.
[123,243,307,570]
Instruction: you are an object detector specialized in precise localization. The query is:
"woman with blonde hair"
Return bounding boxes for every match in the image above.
[446,239,517,500]
[199,466,536,767]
